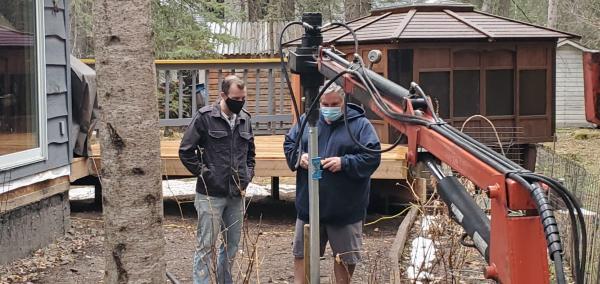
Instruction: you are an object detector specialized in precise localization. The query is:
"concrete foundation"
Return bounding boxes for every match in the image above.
[0,193,70,265]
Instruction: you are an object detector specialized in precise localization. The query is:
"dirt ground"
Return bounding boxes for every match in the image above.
[0,189,403,284]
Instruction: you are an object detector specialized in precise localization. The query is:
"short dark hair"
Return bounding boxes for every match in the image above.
[221,75,246,95]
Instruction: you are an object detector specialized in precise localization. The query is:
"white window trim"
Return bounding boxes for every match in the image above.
[0,0,47,170]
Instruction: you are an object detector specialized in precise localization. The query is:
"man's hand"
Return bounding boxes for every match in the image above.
[322,157,342,173]
[300,153,309,169]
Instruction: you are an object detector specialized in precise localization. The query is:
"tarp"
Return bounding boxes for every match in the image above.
[70,55,98,157]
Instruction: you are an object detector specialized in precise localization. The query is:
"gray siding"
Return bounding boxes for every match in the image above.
[1,0,71,181]
[556,45,590,127]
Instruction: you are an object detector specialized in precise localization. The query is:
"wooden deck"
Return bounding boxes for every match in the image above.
[79,135,407,180]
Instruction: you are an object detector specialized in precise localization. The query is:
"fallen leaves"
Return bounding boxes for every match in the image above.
[0,220,99,284]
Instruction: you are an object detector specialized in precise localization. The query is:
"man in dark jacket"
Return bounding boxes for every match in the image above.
[179,75,256,284]
[284,82,381,284]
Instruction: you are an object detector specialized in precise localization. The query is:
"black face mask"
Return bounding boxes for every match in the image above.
[225,97,245,114]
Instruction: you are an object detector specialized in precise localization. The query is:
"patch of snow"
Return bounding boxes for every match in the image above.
[558,208,597,216]
[265,183,296,194]
[69,186,95,200]
[420,215,436,231]
[162,179,197,197]
[407,237,436,279]
[245,183,271,197]
[69,181,296,200]
[406,215,438,282]
[581,208,597,216]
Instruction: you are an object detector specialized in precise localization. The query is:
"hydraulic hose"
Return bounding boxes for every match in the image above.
[278,21,307,125]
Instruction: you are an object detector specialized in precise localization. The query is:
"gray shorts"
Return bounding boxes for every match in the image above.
[292,219,363,265]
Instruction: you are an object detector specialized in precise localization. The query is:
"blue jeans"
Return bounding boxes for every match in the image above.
[193,193,243,284]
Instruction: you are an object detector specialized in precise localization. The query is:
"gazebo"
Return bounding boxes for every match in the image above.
[296,1,577,168]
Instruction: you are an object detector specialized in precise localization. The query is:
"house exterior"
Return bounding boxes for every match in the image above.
[556,39,598,127]
[0,0,72,264]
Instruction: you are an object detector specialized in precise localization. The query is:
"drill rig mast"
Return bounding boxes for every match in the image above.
[286,12,587,284]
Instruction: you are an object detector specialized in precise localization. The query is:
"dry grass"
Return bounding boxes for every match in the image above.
[544,128,600,176]
[397,177,493,283]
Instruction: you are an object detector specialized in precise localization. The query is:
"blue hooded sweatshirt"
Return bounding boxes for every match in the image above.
[283,103,382,225]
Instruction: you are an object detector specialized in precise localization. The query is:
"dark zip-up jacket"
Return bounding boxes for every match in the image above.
[283,104,381,225]
[179,103,256,197]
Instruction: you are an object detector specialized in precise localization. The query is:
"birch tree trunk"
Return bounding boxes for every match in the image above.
[547,0,559,28]
[93,0,165,283]
[481,0,493,14]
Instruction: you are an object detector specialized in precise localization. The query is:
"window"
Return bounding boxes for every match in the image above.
[0,0,47,168]
[388,49,413,87]
[486,69,514,116]
[453,70,480,117]
[419,72,450,118]
[519,70,547,115]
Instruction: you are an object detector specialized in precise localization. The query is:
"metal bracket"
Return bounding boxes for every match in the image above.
[311,157,322,180]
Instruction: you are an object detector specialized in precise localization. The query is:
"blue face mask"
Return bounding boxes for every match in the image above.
[320,106,343,121]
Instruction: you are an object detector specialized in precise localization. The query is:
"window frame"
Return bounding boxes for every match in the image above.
[0,0,48,170]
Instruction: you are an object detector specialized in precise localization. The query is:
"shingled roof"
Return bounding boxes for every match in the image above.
[297,2,578,45]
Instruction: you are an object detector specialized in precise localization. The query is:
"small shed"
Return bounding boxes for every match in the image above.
[556,39,598,127]
[207,21,302,58]
[302,1,577,167]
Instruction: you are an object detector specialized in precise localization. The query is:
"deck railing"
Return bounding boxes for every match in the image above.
[157,59,293,135]
[83,58,294,135]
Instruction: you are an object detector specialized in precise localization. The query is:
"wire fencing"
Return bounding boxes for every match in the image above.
[536,145,600,284]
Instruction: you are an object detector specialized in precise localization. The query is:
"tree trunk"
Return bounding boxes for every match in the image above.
[344,0,370,21]
[281,0,295,21]
[224,0,243,21]
[547,0,559,28]
[247,0,260,21]
[93,0,165,283]
[481,0,493,14]
[496,0,510,17]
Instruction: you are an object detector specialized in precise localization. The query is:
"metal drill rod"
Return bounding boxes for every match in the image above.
[308,126,320,284]
[289,13,325,282]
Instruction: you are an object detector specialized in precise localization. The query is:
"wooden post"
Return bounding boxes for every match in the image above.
[268,69,274,133]
[271,176,280,200]
[165,70,170,120]
[303,224,310,283]
[415,177,427,204]
[291,74,302,123]
[191,70,197,113]
[390,207,419,284]
[93,177,102,210]
[178,72,183,118]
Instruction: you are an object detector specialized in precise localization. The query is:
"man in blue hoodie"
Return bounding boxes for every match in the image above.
[284,82,381,284]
